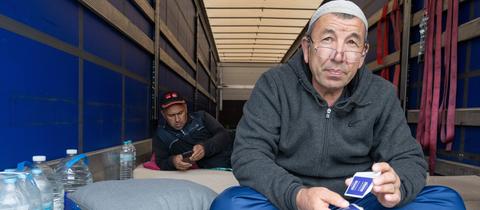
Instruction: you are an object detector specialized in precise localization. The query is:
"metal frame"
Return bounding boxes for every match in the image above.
[399,0,411,110]
[204,0,322,63]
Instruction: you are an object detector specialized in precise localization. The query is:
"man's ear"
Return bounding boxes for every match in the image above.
[301,37,310,64]
[357,43,369,69]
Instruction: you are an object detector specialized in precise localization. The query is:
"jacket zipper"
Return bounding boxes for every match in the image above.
[321,107,332,166]
[326,108,332,119]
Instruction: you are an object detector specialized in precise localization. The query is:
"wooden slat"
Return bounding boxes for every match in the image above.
[368,0,404,27]
[197,85,216,102]
[410,17,480,58]
[367,17,480,71]
[160,48,196,86]
[132,0,154,22]
[79,0,218,104]
[160,49,217,101]
[366,51,400,72]
[427,157,480,175]
[78,0,154,54]
[411,0,468,26]
[198,55,218,86]
[407,108,480,126]
[0,14,148,84]
[159,20,197,71]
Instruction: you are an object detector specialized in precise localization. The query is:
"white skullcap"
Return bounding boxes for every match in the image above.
[307,0,368,37]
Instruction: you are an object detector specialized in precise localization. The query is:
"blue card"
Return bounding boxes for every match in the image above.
[344,171,380,198]
[339,204,363,210]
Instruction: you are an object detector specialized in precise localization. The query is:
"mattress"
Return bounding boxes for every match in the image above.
[134,165,239,193]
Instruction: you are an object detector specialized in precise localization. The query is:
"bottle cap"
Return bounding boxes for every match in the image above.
[32,155,46,162]
[66,149,78,155]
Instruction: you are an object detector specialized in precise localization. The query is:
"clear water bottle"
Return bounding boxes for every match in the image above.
[0,175,30,210]
[32,155,64,210]
[17,172,42,210]
[30,167,54,210]
[56,153,93,194]
[129,140,137,163]
[119,140,135,180]
[56,149,78,171]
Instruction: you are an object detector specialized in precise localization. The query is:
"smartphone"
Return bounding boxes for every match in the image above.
[181,150,193,163]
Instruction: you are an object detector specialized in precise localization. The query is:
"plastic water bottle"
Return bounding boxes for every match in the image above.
[129,140,137,163]
[30,167,53,210]
[0,176,30,210]
[56,149,78,171]
[56,153,93,194]
[32,155,64,210]
[119,140,135,180]
[17,172,42,210]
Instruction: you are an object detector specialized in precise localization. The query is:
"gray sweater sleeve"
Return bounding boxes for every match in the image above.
[232,73,304,210]
[371,84,427,207]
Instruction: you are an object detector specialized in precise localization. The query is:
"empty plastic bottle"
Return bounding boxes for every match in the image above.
[129,140,136,163]
[119,140,135,180]
[56,149,78,171]
[0,175,30,210]
[17,172,42,210]
[56,153,93,194]
[32,155,64,210]
[31,156,54,210]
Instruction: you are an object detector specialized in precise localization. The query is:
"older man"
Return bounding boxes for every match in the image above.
[153,91,232,170]
[211,1,464,210]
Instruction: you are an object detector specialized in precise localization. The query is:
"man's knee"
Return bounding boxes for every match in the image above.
[413,186,465,210]
[210,186,278,210]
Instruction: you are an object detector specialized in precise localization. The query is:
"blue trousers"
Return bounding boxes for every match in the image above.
[210,185,465,210]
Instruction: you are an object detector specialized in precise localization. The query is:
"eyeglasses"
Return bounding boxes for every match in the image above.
[309,39,368,63]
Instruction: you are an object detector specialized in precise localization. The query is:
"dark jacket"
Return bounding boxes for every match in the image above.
[232,51,427,210]
[153,111,233,170]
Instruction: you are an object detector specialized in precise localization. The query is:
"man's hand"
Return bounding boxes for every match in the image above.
[172,154,192,170]
[345,162,402,208]
[296,187,350,210]
[190,144,205,162]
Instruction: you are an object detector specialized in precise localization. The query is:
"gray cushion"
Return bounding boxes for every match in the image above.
[68,179,218,210]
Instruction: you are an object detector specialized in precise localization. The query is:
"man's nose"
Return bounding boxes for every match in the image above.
[175,115,181,122]
[331,44,345,62]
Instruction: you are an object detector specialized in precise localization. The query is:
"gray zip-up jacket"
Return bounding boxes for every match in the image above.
[232,51,427,210]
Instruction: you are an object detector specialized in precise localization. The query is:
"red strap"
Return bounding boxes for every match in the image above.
[440,0,453,144]
[428,0,443,174]
[441,0,458,151]
[390,0,401,88]
[416,0,435,166]
[376,5,388,65]
[377,4,390,81]
[417,0,458,174]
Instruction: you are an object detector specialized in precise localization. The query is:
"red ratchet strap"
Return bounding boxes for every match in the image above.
[416,0,458,174]
[428,0,443,175]
[417,0,435,152]
[376,4,390,81]
[440,0,458,151]
[389,0,401,88]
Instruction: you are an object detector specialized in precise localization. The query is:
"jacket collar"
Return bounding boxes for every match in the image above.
[287,50,372,112]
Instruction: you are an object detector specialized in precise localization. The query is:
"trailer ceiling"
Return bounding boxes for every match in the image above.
[204,0,323,63]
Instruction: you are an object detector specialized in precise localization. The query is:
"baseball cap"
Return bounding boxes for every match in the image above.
[160,91,186,109]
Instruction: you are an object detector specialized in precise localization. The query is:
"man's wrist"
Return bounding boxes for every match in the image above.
[294,186,307,210]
